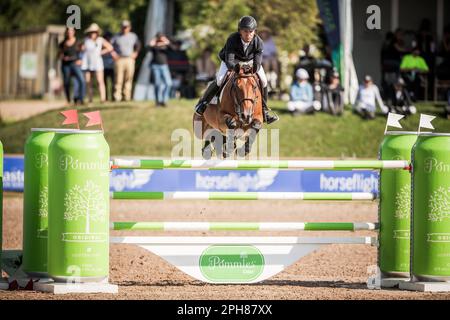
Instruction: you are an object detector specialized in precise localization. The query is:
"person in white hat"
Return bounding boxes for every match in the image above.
[287,68,315,115]
[80,23,114,103]
[353,75,389,119]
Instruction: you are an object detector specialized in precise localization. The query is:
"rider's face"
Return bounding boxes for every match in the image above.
[239,29,255,43]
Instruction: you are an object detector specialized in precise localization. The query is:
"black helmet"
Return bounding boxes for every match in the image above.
[238,16,257,31]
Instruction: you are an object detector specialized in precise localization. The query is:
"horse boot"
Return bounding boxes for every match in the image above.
[194,81,221,116]
[262,87,279,124]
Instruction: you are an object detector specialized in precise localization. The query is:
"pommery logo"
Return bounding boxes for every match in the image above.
[424,158,450,173]
[195,170,278,192]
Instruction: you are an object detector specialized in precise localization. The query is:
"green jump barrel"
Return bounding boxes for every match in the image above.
[48,130,110,282]
[378,131,417,277]
[0,139,3,268]
[411,133,450,281]
[22,129,57,277]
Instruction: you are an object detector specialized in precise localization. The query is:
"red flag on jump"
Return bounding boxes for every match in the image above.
[83,111,103,130]
[60,109,79,129]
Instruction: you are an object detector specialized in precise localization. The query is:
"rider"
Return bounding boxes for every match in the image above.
[194,16,279,124]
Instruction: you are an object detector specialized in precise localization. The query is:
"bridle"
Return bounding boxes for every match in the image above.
[230,72,258,124]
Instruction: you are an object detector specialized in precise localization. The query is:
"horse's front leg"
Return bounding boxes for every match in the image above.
[221,111,238,130]
[239,120,262,157]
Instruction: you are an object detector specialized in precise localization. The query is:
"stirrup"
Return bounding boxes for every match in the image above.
[264,110,279,124]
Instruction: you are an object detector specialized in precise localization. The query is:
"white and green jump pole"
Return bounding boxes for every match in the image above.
[111,159,410,170]
[110,191,376,201]
[111,221,377,232]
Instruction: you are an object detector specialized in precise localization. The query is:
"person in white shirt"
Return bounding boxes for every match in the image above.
[81,23,114,103]
[287,68,314,115]
[353,75,389,119]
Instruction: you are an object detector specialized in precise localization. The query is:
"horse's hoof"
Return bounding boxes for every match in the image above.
[251,121,262,131]
[223,153,234,159]
[225,118,237,129]
[202,147,213,160]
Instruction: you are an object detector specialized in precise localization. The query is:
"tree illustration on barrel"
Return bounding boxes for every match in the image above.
[63,181,107,233]
[394,185,410,220]
[38,186,48,218]
[428,186,450,222]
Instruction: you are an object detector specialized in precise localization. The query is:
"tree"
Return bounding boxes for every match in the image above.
[178,0,251,64]
[64,180,107,234]
[0,0,147,39]
[177,0,320,61]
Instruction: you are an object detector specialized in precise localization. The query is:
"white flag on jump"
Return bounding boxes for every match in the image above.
[386,113,404,129]
[384,112,404,134]
[419,114,436,130]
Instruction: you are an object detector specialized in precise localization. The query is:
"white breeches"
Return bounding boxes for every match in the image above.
[216,61,267,87]
[287,100,314,112]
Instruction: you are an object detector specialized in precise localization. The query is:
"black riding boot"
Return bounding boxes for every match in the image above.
[194,81,221,116]
[262,87,279,124]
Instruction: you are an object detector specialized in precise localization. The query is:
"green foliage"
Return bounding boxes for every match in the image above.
[178,0,251,63]
[178,0,320,60]
[0,0,147,39]
[250,0,319,53]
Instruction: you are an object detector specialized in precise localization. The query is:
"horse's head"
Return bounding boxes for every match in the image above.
[231,70,259,125]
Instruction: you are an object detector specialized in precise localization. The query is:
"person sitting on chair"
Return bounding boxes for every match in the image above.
[194,15,279,124]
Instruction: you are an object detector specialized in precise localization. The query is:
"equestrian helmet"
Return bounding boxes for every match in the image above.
[238,16,257,31]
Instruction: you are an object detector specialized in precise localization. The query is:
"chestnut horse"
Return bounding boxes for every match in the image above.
[193,67,263,158]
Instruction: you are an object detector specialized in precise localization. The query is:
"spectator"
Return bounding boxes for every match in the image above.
[393,28,408,54]
[81,23,114,103]
[386,78,417,115]
[437,24,450,80]
[287,68,314,115]
[353,75,388,120]
[294,44,316,81]
[259,28,279,91]
[111,20,141,102]
[148,32,172,107]
[195,47,216,83]
[400,46,429,101]
[381,32,400,94]
[323,71,344,115]
[58,27,85,105]
[416,18,436,97]
[102,31,115,101]
[167,40,190,98]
